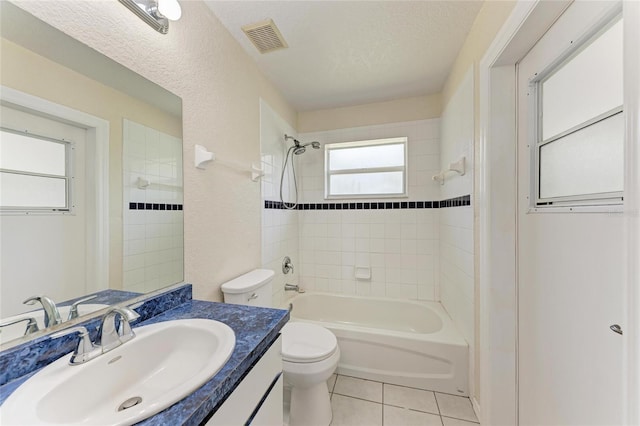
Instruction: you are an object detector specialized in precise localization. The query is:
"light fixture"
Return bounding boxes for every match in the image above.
[158,0,182,21]
[118,0,181,34]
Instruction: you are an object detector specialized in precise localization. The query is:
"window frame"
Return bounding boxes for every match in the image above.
[324,137,408,200]
[528,14,624,211]
[0,127,75,214]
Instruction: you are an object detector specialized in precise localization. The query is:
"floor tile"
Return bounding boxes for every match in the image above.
[435,393,478,423]
[330,394,382,426]
[334,375,383,403]
[442,416,480,425]
[383,405,443,426]
[383,384,439,415]
[328,374,337,393]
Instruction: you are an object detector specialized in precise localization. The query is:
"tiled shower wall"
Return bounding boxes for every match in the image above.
[439,69,475,393]
[122,119,184,293]
[260,100,300,306]
[296,120,443,301]
[439,70,474,348]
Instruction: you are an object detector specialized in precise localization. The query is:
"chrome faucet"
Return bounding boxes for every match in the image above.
[23,295,61,327]
[285,283,305,293]
[51,306,140,365]
[0,317,39,336]
[97,307,140,352]
[67,295,98,321]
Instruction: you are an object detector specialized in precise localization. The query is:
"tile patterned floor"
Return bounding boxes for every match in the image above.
[326,374,479,426]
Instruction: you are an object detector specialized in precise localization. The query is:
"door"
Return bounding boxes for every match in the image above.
[0,103,88,317]
[517,1,625,425]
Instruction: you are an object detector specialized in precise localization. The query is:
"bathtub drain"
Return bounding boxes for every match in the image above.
[118,396,142,411]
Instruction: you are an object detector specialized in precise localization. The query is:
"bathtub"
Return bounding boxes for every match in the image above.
[286,293,468,396]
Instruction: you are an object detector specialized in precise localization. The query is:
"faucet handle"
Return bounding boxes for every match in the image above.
[282,256,294,274]
[0,317,40,336]
[67,295,99,320]
[51,326,98,365]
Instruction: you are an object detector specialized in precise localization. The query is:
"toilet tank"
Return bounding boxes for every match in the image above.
[220,269,274,308]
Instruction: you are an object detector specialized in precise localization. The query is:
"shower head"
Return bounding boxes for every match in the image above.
[285,134,320,155]
[296,141,321,152]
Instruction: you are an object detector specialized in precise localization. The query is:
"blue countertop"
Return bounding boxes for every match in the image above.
[0,289,289,426]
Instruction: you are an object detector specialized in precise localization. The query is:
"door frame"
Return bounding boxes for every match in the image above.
[1,85,110,294]
[477,1,639,424]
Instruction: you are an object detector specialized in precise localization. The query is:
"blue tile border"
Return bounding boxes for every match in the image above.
[129,202,183,211]
[264,194,471,210]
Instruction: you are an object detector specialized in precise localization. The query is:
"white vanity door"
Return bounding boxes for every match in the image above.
[206,335,283,426]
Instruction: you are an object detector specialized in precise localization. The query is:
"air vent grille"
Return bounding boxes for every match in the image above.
[242,19,288,54]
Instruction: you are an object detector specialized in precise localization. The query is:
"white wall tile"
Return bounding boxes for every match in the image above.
[122,120,183,293]
[438,71,475,388]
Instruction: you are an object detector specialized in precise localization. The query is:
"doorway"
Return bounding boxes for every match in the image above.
[478,1,639,424]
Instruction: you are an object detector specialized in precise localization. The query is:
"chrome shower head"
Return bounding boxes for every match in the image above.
[285,134,320,155]
[296,141,320,153]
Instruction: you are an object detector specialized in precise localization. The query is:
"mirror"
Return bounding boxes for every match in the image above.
[0,2,184,348]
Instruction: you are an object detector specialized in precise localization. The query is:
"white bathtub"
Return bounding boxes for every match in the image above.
[286,293,468,396]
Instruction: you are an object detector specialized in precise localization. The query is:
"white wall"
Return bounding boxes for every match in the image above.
[298,95,442,133]
[439,68,475,398]
[260,100,300,306]
[122,119,184,294]
[440,67,476,394]
[439,68,475,339]
[297,120,442,300]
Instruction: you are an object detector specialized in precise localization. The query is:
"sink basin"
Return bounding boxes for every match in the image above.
[0,304,109,345]
[0,319,236,425]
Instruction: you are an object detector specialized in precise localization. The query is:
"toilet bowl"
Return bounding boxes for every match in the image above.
[220,269,340,426]
[282,322,340,426]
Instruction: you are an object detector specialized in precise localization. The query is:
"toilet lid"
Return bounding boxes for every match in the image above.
[281,322,337,363]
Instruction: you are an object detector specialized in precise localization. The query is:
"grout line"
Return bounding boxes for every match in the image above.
[381,381,385,425]
[441,415,480,424]
[434,391,443,416]
[337,373,384,384]
[332,393,383,405]
[382,402,440,416]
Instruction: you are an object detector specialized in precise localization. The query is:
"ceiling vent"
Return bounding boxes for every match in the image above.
[242,19,288,54]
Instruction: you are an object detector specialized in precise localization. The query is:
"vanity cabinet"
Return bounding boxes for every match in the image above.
[206,335,283,426]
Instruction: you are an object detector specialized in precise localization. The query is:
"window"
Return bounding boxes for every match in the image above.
[531,17,623,207]
[325,137,407,199]
[0,128,72,212]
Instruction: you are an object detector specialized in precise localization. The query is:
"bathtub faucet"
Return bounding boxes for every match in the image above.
[285,283,305,293]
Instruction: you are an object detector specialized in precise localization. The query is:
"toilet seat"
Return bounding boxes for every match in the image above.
[282,322,337,363]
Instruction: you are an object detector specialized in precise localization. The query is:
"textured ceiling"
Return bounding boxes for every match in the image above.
[205,1,483,111]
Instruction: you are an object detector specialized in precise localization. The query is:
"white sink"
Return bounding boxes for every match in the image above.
[0,304,109,345]
[0,319,236,426]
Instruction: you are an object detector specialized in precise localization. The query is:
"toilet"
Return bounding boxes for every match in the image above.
[221,269,340,426]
